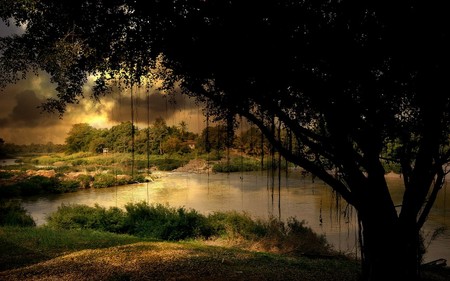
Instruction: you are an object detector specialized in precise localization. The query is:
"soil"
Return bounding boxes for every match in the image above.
[173,158,212,174]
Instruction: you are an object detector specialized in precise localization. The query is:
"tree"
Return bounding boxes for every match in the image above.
[238,127,270,157]
[107,121,135,153]
[1,1,449,280]
[151,117,169,154]
[162,135,182,155]
[179,121,188,141]
[65,123,95,153]
[197,124,234,156]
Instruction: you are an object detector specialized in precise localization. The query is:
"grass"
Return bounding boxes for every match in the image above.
[0,226,362,281]
[0,226,153,271]
[0,225,449,280]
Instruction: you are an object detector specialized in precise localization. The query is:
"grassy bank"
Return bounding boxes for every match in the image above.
[0,200,362,280]
[1,201,449,280]
[1,227,449,281]
[0,226,362,281]
[0,152,266,198]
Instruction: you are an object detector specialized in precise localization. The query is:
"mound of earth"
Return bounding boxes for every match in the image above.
[173,159,212,173]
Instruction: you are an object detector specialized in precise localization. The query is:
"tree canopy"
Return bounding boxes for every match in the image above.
[1,1,449,280]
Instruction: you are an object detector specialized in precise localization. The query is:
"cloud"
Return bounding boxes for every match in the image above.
[0,21,210,144]
[107,87,203,129]
[0,90,60,128]
[0,74,207,144]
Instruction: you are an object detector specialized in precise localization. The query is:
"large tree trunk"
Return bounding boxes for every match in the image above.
[359,213,421,280]
[357,175,422,281]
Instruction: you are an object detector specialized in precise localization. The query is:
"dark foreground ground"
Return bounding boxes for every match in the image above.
[2,240,450,281]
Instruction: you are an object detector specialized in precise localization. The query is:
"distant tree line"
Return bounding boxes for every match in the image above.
[1,123,402,174]
[64,117,198,155]
[64,117,272,157]
[0,138,65,157]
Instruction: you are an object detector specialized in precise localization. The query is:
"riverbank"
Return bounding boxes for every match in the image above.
[0,227,359,281]
[1,227,449,281]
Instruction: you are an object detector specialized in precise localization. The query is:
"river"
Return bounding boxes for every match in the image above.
[19,169,450,264]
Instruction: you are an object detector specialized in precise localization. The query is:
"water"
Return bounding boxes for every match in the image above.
[20,170,449,263]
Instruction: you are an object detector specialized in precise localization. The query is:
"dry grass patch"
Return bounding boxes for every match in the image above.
[0,241,360,281]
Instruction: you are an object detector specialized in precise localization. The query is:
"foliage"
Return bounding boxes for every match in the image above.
[123,202,209,240]
[151,157,187,171]
[76,174,92,188]
[207,210,267,240]
[197,125,235,154]
[0,226,148,272]
[212,156,260,173]
[15,175,58,195]
[61,118,200,156]
[58,179,80,193]
[46,203,127,233]
[43,201,331,256]
[1,175,83,198]
[92,173,120,188]
[65,123,97,153]
[0,200,36,227]
[0,141,66,156]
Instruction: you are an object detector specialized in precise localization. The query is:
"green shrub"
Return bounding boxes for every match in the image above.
[207,211,266,239]
[0,200,36,227]
[76,174,93,188]
[132,174,146,183]
[93,173,117,188]
[58,180,80,193]
[54,166,72,173]
[7,176,79,196]
[212,157,260,173]
[46,204,126,232]
[123,202,208,240]
[151,158,187,171]
[15,176,49,196]
[71,159,88,166]
[43,203,333,256]
[382,161,402,174]
[284,217,331,255]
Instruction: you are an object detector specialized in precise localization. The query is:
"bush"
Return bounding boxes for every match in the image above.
[93,173,117,188]
[71,159,88,166]
[151,158,187,171]
[212,157,260,173]
[46,204,126,232]
[76,174,93,188]
[283,217,331,255]
[15,176,54,196]
[207,211,267,239]
[58,180,80,193]
[43,203,333,256]
[123,202,209,240]
[0,200,36,227]
[54,166,72,173]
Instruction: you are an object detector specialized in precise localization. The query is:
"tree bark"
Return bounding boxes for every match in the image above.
[357,177,422,281]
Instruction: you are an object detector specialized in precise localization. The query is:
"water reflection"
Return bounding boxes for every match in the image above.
[20,170,449,263]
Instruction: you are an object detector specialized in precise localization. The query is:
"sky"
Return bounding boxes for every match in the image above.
[0,20,207,145]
